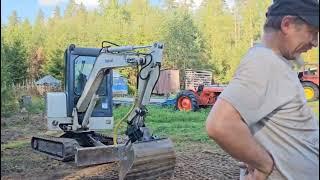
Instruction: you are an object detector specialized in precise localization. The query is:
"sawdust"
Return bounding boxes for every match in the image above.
[63,163,119,180]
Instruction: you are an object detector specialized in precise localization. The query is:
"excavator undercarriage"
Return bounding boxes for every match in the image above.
[31,131,114,161]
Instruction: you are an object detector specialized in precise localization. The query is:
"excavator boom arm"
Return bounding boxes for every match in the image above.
[76,42,163,113]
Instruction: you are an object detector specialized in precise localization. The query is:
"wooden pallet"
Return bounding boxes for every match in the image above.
[185,69,212,89]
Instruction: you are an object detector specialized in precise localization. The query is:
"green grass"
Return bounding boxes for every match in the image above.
[112,101,319,147]
[2,99,317,150]
[112,105,213,148]
[25,96,45,114]
[1,140,29,150]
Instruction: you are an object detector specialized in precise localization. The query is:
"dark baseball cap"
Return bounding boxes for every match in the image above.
[266,0,319,28]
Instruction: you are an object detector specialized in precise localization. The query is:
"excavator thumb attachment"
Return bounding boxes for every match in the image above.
[119,138,176,180]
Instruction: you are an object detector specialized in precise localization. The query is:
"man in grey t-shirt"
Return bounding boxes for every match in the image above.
[205,0,319,179]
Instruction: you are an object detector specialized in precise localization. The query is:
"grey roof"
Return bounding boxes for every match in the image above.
[35,75,61,86]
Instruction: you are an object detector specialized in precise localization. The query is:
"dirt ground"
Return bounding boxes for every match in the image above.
[1,113,240,180]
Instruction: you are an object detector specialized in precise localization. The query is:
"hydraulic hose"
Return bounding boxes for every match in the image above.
[113,67,139,145]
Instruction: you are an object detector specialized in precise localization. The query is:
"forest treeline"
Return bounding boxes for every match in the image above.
[1,0,318,115]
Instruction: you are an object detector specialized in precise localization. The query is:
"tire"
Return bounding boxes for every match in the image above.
[175,90,199,111]
[302,82,319,102]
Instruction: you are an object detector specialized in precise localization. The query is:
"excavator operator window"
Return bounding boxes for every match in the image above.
[73,55,111,120]
[74,56,94,95]
[74,56,106,96]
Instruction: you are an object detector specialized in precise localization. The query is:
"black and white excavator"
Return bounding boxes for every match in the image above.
[31,42,176,179]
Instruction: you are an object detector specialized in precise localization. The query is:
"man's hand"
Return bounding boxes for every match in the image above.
[243,152,275,180]
[243,163,273,180]
[206,98,275,180]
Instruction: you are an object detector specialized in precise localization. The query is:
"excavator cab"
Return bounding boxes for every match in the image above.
[64,45,113,129]
[31,43,176,179]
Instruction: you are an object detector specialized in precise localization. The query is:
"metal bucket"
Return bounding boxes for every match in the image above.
[76,144,125,166]
[75,138,176,179]
[119,138,176,180]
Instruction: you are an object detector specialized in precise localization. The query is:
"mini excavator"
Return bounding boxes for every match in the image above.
[31,42,176,179]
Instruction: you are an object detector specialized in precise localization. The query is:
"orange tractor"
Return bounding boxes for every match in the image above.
[298,63,319,101]
[174,63,319,112]
[175,84,225,111]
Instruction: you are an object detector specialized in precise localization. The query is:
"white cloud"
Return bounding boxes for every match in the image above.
[174,0,235,10]
[191,0,203,9]
[174,0,203,10]
[38,0,68,6]
[225,0,235,9]
[75,0,99,10]
[38,0,99,10]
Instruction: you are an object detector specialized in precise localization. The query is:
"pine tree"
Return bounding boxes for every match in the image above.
[1,38,18,116]
[4,39,28,84]
[43,48,65,81]
[162,9,207,70]
[196,0,235,83]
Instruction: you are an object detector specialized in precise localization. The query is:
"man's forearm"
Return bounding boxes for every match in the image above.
[206,99,273,174]
[213,120,273,174]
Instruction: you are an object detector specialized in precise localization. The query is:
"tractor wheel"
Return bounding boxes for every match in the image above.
[302,82,319,102]
[175,90,199,111]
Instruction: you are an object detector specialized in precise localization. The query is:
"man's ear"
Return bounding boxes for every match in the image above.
[280,16,295,35]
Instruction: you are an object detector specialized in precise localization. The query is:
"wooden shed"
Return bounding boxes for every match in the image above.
[153,69,180,96]
[35,75,62,96]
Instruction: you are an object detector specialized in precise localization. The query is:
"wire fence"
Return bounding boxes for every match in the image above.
[9,80,62,97]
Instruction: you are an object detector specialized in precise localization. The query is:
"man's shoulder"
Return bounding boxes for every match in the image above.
[246,45,275,61]
[239,45,283,70]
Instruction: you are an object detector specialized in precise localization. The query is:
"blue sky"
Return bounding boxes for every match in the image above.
[1,0,66,24]
[1,0,165,24]
[1,0,234,25]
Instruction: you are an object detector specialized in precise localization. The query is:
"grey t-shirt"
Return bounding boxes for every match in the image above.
[219,44,319,180]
